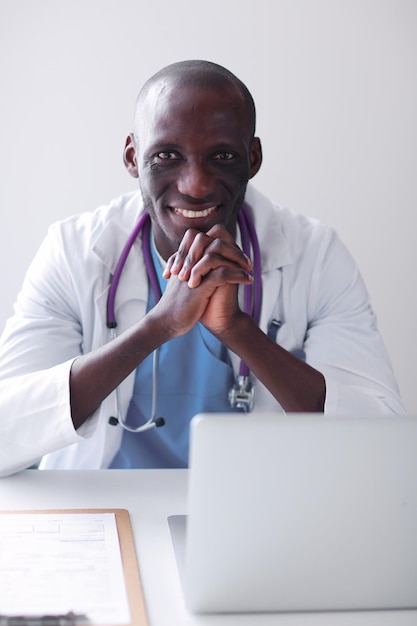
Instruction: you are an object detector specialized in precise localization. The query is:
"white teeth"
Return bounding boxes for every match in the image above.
[174,206,216,218]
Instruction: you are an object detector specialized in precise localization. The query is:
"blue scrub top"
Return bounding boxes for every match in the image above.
[109,238,240,469]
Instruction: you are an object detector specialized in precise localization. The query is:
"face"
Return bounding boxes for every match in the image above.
[124,81,262,260]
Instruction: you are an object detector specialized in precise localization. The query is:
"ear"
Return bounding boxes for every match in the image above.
[249,137,263,179]
[123,133,139,178]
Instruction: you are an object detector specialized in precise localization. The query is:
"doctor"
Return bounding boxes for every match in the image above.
[0,60,404,476]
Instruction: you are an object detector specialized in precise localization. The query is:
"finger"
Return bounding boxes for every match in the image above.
[162,253,177,279]
[204,223,236,244]
[169,228,202,275]
[171,224,249,275]
[165,225,252,280]
[179,236,252,283]
[187,256,254,288]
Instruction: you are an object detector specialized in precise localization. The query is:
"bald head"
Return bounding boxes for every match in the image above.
[134,60,256,138]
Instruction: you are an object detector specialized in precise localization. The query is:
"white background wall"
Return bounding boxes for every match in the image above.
[0,0,416,411]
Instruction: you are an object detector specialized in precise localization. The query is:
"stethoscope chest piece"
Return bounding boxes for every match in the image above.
[228,375,254,412]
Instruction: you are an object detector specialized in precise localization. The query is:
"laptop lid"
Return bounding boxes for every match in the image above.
[175,413,417,613]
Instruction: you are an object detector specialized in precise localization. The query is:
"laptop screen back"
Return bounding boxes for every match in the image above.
[181,413,417,613]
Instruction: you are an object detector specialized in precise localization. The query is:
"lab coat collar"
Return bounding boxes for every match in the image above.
[91,190,144,275]
[91,190,149,341]
[91,184,293,278]
[243,184,293,274]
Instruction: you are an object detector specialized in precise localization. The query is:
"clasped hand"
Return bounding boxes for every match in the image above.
[156,225,253,337]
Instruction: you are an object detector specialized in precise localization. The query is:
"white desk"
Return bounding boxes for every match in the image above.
[0,469,415,626]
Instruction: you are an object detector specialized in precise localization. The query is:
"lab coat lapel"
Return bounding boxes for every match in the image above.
[228,186,293,377]
[243,185,293,333]
[91,199,149,424]
[92,201,149,335]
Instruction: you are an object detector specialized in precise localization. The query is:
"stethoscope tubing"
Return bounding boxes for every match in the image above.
[238,204,262,377]
[110,323,164,432]
[106,205,262,430]
[107,211,162,328]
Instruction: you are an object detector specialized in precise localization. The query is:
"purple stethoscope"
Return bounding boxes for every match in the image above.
[107,204,262,433]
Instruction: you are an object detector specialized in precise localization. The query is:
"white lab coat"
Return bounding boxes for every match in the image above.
[0,184,404,476]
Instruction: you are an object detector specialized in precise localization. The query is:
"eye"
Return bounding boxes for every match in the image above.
[214,152,235,161]
[157,151,179,160]
[149,151,181,169]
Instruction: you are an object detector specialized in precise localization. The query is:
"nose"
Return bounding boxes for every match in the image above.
[176,161,216,200]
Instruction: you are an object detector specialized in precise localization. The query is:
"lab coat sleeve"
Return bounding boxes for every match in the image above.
[0,222,100,476]
[303,228,405,414]
[0,359,89,477]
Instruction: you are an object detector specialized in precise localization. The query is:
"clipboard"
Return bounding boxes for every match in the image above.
[0,509,148,626]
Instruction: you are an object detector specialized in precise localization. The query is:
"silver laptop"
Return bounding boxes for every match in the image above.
[168,413,417,613]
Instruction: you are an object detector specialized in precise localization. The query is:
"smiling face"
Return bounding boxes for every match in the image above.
[124,75,262,260]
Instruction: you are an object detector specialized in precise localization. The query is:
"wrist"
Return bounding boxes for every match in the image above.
[214,311,253,348]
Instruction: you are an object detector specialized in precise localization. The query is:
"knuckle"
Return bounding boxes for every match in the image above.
[210,238,225,254]
[193,231,208,247]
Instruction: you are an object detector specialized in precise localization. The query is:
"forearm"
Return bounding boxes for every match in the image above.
[69,311,173,429]
[217,313,326,413]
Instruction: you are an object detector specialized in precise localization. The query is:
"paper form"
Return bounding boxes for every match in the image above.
[0,512,130,625]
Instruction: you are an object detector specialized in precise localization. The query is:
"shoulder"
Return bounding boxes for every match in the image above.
[47,190,143,243]
[27,190,145,284]
[245,183,330,236]
[42,191,145,274]
[244,183,336,271]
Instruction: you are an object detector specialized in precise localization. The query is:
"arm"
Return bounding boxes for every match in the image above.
[70,229,256,425]
[164,224,326,413]
[0,212,254,475]
[296,229,405,415]
[216,313,325,412]
[163,219,404,415]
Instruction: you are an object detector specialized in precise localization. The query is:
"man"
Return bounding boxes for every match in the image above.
[0,60,404,476]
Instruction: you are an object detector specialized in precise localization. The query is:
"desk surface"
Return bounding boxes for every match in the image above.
[0,469,416,626]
